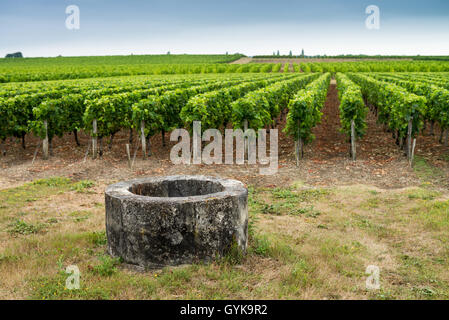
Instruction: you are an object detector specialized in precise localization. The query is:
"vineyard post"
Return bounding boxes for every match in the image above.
[43,120,49,160]
[73,130,80,146]
[92,119,98,159]
[295,141,299,167]
[243,119,248,160]
[295,119,302,166]
[140,121,147,160]
[83,139,91,163]
[407,118,413,161]
[32,141,42,165]
[126,144,132,169]
[129,129,133,145]
[409,138,416,167]
[351,119,356,161]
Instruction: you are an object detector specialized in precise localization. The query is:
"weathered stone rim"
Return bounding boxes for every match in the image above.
[105,175,247,204]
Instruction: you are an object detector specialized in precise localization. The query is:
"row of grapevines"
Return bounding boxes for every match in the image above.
[0,77,176,98]
[284,73,331,145]
[347,73,427,140]
[231,74,320,131]
[0,77,224,142]
[84,75,286,137]
[299,61,449,73]
[377,72,449,90]
[0,73,265,99]
[335,73,368,139]
[4,74,282,143]
[179,75,300,131]
[372,73,449,137]
[272,63,283,73]
[0,62,281,83]
[30,94,85,142]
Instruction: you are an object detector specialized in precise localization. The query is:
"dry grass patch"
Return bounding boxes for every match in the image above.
[1,176,449,299]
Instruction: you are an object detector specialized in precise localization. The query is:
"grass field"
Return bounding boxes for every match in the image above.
[1,172,448,299]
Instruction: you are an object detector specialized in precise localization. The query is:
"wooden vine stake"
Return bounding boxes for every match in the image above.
[243,119,248,161]
[409,138,416,167]
[295,119,302,167]
[407,118,413,162]
[32,141,42,165]
[407,117,416,166]
[92,119,98,159]
[126,144,132,169]
[295,140,299,167]
[351,119,356,161]
[43,120,49,160]
[140,121,147,160]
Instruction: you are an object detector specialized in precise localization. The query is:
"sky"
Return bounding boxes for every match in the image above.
[0,0,448,57]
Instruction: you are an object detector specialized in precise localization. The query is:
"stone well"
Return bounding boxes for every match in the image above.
[105,175,248,268]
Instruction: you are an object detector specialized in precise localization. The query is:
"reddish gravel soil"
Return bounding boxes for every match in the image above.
[1,80,448,190]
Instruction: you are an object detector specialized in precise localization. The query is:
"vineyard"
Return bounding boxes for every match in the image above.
[1,56,449,300]
[1,56,448,165]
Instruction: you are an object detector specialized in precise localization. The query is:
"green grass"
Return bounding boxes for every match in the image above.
[413,156,444,183]
[2,176,449,300]
[412,200,449,231]
[251,186,329,217]
[407,188,441,200]
[69,211,92,223]
[70,180,96,193]
[91,256,121,277]
[7,220,46,235]
[0,177,72,214]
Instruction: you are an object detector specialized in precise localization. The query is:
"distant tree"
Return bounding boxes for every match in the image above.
[277,50,280,56]
[273,51,276,56]
[300,49,305,58]
[167,51,170,55]
[289,50,292,57]
[5,52,23,58]
[226,51,228,55]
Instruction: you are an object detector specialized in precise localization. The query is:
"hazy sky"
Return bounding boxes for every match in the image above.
[1,0,448,57]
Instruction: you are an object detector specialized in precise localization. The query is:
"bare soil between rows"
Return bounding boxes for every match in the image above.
[230,57,413,64]
[1,82,448,191]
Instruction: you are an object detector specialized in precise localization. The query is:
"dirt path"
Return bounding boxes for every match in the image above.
[308,81,348,159]
[230,57,252,64]
[251,58,413,63]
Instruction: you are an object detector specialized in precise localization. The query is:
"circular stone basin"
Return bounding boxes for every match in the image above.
[105,175,248,268]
